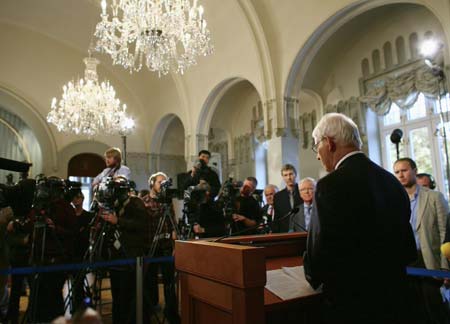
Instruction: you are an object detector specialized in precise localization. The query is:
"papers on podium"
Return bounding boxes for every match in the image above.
[265,266,320,300]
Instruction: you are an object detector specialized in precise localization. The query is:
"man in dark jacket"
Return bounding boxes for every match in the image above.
[101,176,148,324]
[273,164,302,232]
[182,150,221,198]
[304,113,417,324]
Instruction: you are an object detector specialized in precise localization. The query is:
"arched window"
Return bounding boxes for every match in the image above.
[372,49,381,73]
[396,36,406,64]
[361,58,370,77]
[383,42,393,69]
[0,106,42,182]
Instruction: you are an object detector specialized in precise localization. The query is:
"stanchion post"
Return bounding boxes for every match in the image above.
[136,256,143,324]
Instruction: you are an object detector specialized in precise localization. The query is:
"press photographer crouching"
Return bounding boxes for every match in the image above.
[191,181,226,238]
[231,177,262,234]
[181,150,221,198]
[96,176,147,324]
[142,172,180,324]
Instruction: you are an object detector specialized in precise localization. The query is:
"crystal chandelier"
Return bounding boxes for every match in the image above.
[48,53,131,137]
[94,0,214,75]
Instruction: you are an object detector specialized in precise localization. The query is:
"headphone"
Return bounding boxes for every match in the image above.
[417,173,436,190]
[148,172,168,189]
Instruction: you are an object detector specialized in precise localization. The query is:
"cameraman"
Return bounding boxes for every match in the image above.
[100,176,147,324]
[192,181,226,238]
[4,174,35,324]
[92,147,131,188]
[27,176,77,323]
[142,172,180,324]
[182,150,221,198]
[232,177,262,234]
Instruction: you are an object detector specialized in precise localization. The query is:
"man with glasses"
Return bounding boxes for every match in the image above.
[289,177,315,232]
[304,113,417,324]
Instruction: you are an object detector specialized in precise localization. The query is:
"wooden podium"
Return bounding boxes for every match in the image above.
[175,232,321,324]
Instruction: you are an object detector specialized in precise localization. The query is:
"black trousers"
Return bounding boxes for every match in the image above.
[27,271,66,323]
[109,267,137,324]
[406,251,450,324]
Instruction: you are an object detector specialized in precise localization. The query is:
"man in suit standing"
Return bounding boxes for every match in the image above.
[394,157,449,323]
[289,177,315,232]
[304,113,417,324]
[261,184,278,233]
[273,164,302,232]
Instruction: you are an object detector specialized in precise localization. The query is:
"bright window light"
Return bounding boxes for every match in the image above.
[420,39,440,58]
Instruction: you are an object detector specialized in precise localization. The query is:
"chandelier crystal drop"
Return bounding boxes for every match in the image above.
[94,0,214,76]
[47,55,131,137]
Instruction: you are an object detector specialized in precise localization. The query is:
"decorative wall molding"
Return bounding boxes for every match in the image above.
[324,97,367,151]
[298,110,317,149]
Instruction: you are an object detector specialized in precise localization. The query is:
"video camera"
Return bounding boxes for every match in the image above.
[217,178,242,221]
[156,178,179,203]
[33,175,82,213]
[95,176,130,212]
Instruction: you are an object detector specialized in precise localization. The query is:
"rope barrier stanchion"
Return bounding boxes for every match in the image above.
[136,256,144,324]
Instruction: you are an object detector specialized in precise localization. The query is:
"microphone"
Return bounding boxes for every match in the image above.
[213,206,300,242]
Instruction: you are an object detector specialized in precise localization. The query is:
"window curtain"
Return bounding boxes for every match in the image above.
[359,65,441,115]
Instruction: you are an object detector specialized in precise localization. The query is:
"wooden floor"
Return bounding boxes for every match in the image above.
[17,277,169,323]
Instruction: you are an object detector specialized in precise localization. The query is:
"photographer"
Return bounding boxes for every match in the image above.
[142,172,180,324]
[182,150,221,198]
[70,191,94,314]
[4,174,35,324]
[27,176,77,323]
[192,181,226,238]
[92,147,131,189]
[231,177,262,234]
[99,176,147,324]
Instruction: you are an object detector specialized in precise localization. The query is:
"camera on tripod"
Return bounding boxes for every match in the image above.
[156,178,178,204]
[33,176,81,213]
[95,176,130,212]
[217,178,242,221]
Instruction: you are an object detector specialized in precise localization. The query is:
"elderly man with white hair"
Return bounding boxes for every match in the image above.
[289,177,316,232]
[304,113,417,324]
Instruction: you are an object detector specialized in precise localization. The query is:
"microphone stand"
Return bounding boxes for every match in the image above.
[213,206,300,242]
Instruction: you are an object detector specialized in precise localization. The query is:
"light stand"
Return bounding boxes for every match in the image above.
[119,117,135,166]
[428,60,450,196]
[390,128,403,160]
[122,134,127,165]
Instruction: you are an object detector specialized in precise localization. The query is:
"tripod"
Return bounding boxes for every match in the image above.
[146,201,180,324]
[24,211,67,324]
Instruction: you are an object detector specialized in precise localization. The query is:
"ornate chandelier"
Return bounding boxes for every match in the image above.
[48,53,130,137]
[94,0,214,76]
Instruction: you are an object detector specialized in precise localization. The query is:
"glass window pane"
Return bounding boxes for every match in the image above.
[407,93,427,120]
[409,127,433,175]
[434,93,450,114]
[384,103,401,126]
[386,134,405,170]
[436,122,450,197]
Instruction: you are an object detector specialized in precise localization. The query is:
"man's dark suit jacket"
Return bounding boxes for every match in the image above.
[272,185,302,233]
[304,153,417,323]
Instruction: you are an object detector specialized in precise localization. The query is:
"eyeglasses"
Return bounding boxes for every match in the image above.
[300,188,314,193]
[312,137,326,153]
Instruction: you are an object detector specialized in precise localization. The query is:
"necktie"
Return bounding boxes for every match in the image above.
[305,205,312,230]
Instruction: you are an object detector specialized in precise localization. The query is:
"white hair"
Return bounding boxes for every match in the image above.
[312,113,362,149]
[264,184,279,192]
[299,177,316,187]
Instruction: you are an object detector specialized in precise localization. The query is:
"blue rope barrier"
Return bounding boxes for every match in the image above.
[407,267,449,279]
[0,255,174,276]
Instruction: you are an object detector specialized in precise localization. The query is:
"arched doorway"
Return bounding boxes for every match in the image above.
[150,114,187,188]
[67,153,105,210]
